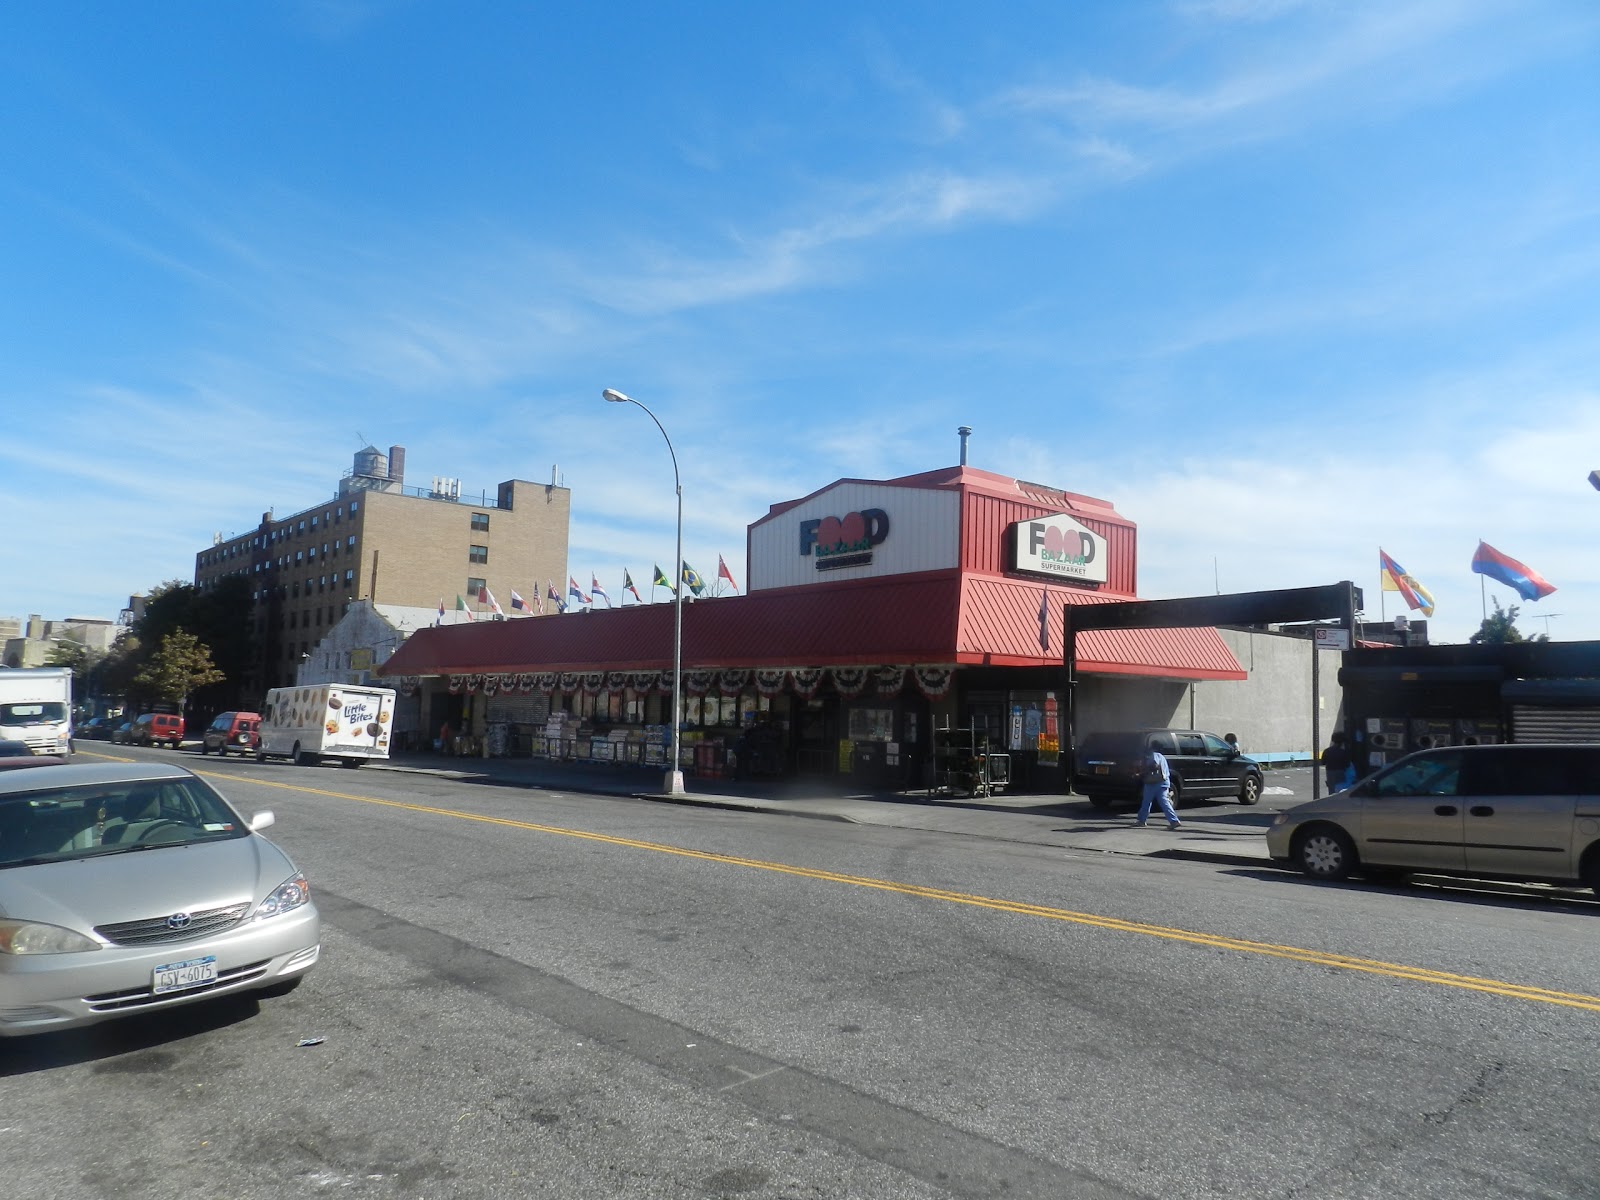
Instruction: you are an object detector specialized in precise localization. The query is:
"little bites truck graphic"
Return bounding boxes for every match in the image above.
[257,684,395,768]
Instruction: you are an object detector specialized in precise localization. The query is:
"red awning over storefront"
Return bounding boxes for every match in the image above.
[379,571,1243,682]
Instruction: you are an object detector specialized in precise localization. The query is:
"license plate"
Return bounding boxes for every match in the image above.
[153,955,218,995]
[1093,765,1109,774]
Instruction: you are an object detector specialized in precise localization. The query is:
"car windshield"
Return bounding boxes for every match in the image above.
[0,776,250,867]
[1,702,68,725]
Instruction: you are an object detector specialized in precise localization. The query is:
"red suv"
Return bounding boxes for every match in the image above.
[130,712,185,749]
[200,711,261,757]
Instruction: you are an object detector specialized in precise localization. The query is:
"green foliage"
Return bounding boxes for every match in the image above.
[46,639,104,696]
[132,630,225,706]
[121,578,256,709]
[1469,598,1548,645]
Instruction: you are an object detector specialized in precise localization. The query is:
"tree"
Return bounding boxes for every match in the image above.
[1469,599,1549,645]
[46,639,105,699]
[132,630,225,709]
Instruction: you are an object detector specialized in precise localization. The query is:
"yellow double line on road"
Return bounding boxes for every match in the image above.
[218,770,1600,1014]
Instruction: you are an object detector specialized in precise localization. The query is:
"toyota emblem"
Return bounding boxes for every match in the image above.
[166,912,193,930]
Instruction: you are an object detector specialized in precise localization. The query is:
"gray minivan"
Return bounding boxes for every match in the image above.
[1267,743,1600,892]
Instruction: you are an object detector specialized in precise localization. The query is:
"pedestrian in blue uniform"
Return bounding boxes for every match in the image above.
[1136,748,1182,830]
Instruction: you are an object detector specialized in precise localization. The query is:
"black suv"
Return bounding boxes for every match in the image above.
[1073,729,1263,808]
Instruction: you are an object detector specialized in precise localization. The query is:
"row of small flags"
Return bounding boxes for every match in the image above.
[436,556,740,624]
[1379,541,1557,618]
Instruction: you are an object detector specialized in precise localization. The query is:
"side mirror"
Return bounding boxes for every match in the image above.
[248,810,276,832]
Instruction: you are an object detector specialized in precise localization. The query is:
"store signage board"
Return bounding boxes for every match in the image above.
[1010,513,1109,585]
[747,482,960,591]
[1313,627,1351,651]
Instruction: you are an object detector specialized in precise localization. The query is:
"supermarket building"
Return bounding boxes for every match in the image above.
[378,462,1258,790]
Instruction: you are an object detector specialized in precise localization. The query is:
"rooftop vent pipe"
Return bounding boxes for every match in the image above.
[958,426,972,466]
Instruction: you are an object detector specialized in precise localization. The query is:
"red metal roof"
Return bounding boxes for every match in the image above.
[379,570,1242,682]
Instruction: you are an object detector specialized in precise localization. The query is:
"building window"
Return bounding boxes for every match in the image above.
[298,520,306,534]
[308,547,316,560]
[347,535,356,549]
[471,513,490,532]
[348,501,359,517]
[467,576,485,596]
[344,569,354,584]
[469,545,489,564]
[310,515,318,530]
[295,550,303,564]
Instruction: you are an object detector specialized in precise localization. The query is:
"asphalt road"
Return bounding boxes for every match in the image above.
[7,746,1598,1199]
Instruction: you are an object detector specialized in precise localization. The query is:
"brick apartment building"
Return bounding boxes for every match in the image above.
[194,444,570,698]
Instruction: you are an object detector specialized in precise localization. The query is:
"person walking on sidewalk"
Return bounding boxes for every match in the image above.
[1136,748,1181,830]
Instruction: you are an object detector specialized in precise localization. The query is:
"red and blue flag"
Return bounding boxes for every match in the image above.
[1471,541,1555,602]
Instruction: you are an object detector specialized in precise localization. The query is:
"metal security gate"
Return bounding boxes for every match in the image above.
[1511,705,1600,744]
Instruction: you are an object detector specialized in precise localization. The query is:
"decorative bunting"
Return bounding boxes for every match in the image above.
[830,667,868,697]
[874,666,907,696]
[755,669,788,696]
[718,668,752,696]
[912,666,955,699]
[790,668,823,699]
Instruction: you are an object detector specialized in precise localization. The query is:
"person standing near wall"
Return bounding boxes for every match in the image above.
[1321,731,1352,793]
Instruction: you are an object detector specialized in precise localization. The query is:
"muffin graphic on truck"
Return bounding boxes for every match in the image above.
[256,684,397,769]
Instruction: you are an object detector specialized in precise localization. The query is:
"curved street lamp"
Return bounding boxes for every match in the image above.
[602,388,686,795]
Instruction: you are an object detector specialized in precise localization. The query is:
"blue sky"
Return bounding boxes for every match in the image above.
[4,1,1598,644]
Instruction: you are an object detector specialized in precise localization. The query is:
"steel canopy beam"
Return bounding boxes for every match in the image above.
[1061,582,1362,634]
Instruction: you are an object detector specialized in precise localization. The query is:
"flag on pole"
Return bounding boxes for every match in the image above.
[590,574,611,607]
[682,562,706,595]
[509,589,530,613]
[436,598,445,626]
[717,555,740,594]
[652,564,675,594]
[624,570,643,603]
[1471,541,1556,602]
[547,579,565,613]
[568,576,591,606]
[1378,550,1436,617]
[454,594,475,622]
[478,584,504,617]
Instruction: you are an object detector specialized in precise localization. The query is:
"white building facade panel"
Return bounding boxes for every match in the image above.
[749,483,961,591]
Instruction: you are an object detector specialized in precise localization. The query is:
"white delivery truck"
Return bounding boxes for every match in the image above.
[0,667,74,757]
[256,683,395,768]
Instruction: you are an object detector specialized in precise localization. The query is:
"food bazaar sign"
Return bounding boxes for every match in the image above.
[1010,513,1108,584]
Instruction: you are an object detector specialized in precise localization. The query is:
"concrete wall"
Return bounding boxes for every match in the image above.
[1189,629,1344,762]
[1073,628,1344,764]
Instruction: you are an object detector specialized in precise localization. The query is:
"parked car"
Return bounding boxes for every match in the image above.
[200,712,261,757]
[0,761,320,1036]
[129,713,185,749]
[77,717,120,742]
[0,755,69,771]
[1073,728,1263,808]
[1267,743,1600,893]
[110,721,135,745]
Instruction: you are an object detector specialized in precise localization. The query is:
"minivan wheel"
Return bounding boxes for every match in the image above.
[1238,773,1262,805]
[1296,825,1357,881]
[1086,793,1115,810]
[1580,846,1600,897]
[1167,776,1183,808]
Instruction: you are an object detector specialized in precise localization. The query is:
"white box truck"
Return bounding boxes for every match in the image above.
[0,667,74,757]
[257,684,395,768]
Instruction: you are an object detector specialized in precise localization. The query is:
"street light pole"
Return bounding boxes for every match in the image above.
[602,388,686,795]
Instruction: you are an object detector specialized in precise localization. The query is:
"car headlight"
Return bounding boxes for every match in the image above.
[1271,812,1289,826]
[254,872,311,920]
[0,919,102,955]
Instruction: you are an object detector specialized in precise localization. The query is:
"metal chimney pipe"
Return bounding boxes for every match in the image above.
[958,426,972,466]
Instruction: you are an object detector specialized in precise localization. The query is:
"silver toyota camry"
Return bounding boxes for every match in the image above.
[0,761,319,1036]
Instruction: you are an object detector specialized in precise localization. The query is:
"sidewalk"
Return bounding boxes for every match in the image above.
[369,751,1279,869]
